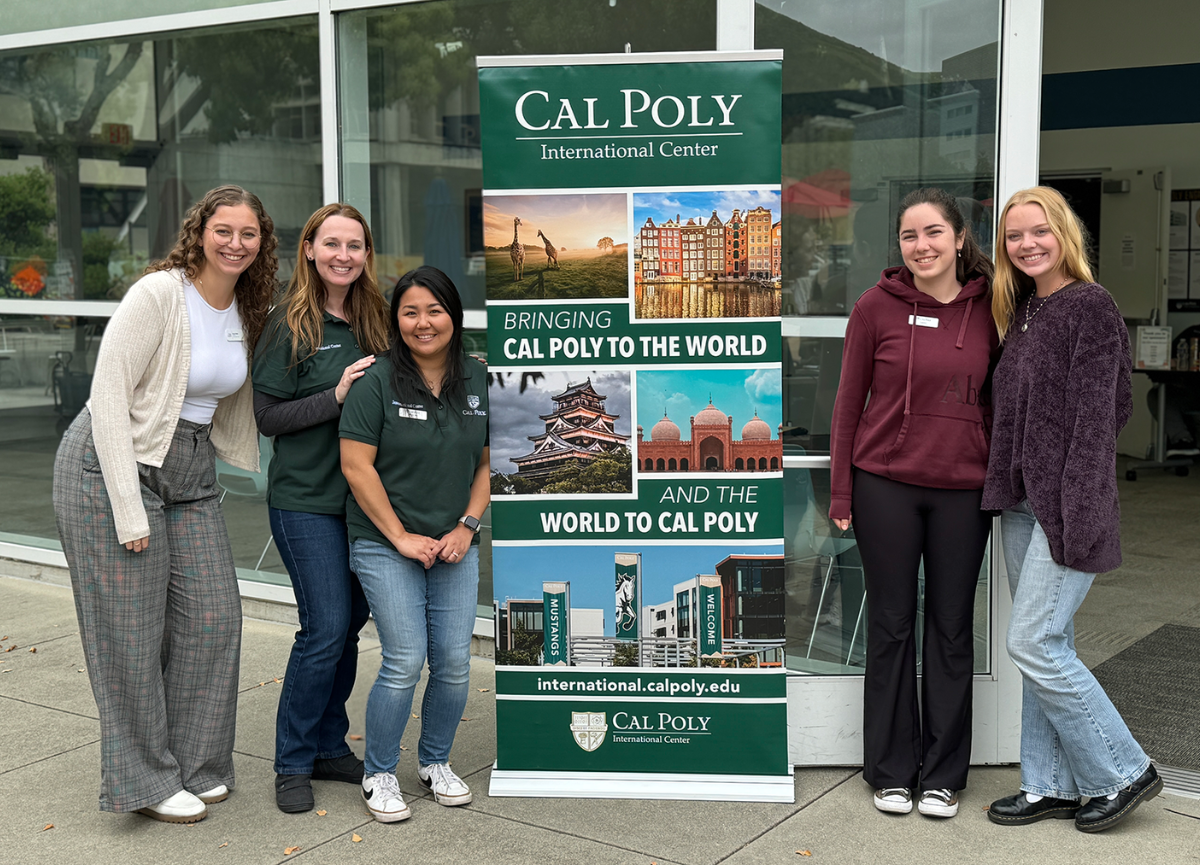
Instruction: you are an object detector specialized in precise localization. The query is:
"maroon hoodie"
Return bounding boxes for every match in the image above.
[829,266,999,521]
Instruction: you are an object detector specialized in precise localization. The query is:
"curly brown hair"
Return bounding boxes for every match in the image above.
[148,185,279,357]
[278,203,390,365]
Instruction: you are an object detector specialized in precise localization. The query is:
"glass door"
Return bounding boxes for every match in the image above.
[755,0,1020,764]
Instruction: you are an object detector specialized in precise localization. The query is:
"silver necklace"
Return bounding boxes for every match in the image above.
[1021,276,1071,332]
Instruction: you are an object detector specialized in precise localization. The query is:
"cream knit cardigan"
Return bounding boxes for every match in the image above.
[88,268,259,543]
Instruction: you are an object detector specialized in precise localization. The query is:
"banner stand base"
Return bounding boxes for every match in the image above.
[488,763,795,803]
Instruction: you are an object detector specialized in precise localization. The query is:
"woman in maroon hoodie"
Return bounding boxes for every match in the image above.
[830,187,998,819]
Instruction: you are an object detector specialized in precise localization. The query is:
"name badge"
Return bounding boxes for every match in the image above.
[225,328,244,342]
[398,407,428,421]
[907,315,939,328]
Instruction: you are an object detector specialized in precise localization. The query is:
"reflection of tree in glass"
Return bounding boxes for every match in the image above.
[369,1,718,109]
[0,44,144,301]
[173,26,319,144]
[0,167,56,267]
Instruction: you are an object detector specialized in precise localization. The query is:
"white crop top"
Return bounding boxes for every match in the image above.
[179,280,249,424]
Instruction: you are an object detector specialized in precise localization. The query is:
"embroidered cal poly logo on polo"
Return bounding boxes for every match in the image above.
[570,711,607,752]
[391,399,427,421]
[463,394,487,417]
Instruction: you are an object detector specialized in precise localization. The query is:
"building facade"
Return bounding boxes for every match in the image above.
[510,378,630,480]
[637,400,782,473]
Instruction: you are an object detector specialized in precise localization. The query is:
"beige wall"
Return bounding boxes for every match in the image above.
[1043,0,1200,74]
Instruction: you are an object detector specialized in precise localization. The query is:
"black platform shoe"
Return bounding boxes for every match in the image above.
[987,791,1080,825]
[1074,765,1162,833]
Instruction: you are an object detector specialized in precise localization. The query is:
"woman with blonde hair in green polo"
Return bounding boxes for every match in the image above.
[252,203,390,813]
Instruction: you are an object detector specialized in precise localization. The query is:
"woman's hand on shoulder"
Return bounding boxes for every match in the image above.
[335,355,376,404]
[392,531,438,568]
[125,535,150,553]
[435,525,473,565]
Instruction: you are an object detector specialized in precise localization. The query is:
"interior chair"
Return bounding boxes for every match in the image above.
[215,434,275,570]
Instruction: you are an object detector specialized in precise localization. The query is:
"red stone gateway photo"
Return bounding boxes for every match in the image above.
[635,368,782,474]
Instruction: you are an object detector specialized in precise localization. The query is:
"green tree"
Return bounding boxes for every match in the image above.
[495,623,543,666]
[0,43,144,301]
[540,449,631,495]
[81,232,120,300]
[0,167,56,261]
[611,642,639,667]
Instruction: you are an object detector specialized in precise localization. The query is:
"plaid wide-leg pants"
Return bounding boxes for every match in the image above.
[53,409,242,813]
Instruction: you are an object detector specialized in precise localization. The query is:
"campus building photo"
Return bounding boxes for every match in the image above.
[2,0,1199,801]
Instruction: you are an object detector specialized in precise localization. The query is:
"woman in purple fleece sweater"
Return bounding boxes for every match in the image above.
[983,187,1160,833]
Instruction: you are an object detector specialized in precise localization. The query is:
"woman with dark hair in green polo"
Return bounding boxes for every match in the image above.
[252,203,390,813]
[340,265,489,823]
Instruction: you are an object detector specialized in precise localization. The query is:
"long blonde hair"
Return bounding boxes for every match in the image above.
[279,203,390,363]
[993,186,1094,341]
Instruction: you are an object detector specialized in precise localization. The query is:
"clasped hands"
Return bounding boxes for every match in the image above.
[393,524,473,568]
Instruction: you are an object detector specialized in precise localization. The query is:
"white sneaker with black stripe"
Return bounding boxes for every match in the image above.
[418,763,472,806]
[362,772,411,822]
[918,788,959,818]
[873,787,913,814]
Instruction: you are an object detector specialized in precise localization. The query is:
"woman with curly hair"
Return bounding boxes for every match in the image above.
[251,204,389,813]
[52,185,278,824]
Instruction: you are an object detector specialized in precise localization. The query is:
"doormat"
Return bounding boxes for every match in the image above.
[1092,624,1200,771]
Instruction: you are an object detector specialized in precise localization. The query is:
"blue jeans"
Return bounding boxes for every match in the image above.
[349,540,479,774]
[271,508,371,775]
[1001,501,1149,798]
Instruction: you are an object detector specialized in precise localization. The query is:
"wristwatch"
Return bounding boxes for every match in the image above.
[458,515,481,534]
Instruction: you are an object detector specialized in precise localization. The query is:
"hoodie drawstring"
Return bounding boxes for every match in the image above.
[904,302,917,417]
[956,297,973,349]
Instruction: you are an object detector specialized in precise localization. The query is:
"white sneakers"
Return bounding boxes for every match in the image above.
[918,788,959,818]
[874,787,960,818]
[362,772,411,823]
[873,787,913,814]
[418,763,473,806]
[362,764,472,823]
[136,790,208,823]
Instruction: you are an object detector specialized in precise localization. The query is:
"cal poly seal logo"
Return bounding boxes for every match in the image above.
[467,394,480,409]
[570,712,607,752]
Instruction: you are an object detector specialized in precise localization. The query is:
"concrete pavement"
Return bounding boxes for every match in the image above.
[2,573,1198,865]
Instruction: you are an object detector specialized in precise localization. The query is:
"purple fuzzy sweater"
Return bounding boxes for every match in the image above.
[981,283,1131,573]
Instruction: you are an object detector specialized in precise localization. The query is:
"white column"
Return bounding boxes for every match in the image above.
[989,0,1046,764]
[716,0,755,51]
[318,0,340,204]
[995,0,1044,208]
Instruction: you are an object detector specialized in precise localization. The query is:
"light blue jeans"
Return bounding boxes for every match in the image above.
[1001,501,1150,799]
[349,540,478,775]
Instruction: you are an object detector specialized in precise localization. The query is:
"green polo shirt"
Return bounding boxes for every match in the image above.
[339,354,488,548]
[252,310,367,515]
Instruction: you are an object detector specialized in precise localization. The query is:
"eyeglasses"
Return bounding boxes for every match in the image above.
[207,226,262,248]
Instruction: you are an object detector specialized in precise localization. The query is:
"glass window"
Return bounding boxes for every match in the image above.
[0,313,290,577]
[783,465,990,674]
[756,0,999,318]
[0,19,322,565]
[0,18,322,304]
[338,0,718,310]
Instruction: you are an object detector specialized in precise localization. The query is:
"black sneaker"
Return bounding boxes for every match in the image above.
[312,754,365,784]
[275,774,314,813]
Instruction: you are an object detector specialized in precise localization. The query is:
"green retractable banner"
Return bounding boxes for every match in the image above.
[483,50,790,803]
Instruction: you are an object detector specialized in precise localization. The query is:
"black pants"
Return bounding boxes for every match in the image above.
[852,468,991,792]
